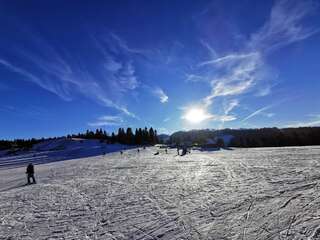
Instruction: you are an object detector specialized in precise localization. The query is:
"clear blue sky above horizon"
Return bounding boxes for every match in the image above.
[0,0,320,139]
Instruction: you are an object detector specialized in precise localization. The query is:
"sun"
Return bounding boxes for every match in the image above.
[183,107,212,124]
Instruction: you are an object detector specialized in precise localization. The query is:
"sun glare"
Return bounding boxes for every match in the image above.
[183,108,212,124]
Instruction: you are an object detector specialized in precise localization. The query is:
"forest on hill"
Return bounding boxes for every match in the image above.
[1,127,320,151]
[169,127,320,148]
[0,127,159,150]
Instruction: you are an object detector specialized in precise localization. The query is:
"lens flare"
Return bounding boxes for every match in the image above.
[183,108,212,123]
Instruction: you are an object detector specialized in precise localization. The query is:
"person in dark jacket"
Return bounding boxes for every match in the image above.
[26,163,36,184]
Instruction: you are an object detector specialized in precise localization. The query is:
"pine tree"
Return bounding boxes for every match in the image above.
[126,128,134,145]
[149,127,155,144]
[142,127,149,144]
[111,132,116,143]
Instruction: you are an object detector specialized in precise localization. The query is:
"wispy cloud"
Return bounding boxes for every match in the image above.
[163,117,170,122]
[190,0,318,123]
[242,104,274,122]
[0,30,140,117]
[94,34,140,92]
[199,39,217,58]
[286,114,320,127]
[224,99,239,115]
[213,114,237,122]
[0,104,51,120]
[185,73,209,83]
[249,0,319,53]
[199,51,262,109]
[88,115,124,127]
[153,87,169,103]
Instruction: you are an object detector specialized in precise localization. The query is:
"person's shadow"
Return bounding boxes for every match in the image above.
[0,182,32,193]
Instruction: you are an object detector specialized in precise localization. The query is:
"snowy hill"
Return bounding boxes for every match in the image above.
[0,138,128,169]
[1,146,320,239]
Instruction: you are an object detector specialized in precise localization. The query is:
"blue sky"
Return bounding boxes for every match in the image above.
[0,0,320,139]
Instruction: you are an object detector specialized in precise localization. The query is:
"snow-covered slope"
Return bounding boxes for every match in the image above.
[1,146,320,239]
[0,138,128,169]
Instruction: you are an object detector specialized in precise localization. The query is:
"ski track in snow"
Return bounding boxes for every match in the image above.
[1,146,320,239]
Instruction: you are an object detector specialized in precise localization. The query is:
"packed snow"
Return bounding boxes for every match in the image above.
[1,145,320,239]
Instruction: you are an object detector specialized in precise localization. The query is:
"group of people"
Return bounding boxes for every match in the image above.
[177,147,190,156]
[26,146,189,184]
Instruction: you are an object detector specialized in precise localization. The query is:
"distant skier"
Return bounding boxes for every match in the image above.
[120,150,123,155]
[137,148,140,153]
[165,148,168,154]
[26,163,36,184]
[177,147,180,155]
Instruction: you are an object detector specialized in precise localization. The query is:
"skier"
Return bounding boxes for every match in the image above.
[165,148,168,154]
[26,163,36,184]
[181,147,187,156]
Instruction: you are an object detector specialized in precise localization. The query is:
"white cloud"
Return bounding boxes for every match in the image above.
[192,0,318,122]
[199,39,217,58]
[214,114,237,122]
[224,99,239,115]
[0,58,74,101]
[265,113,275,118]
[249,0,319,53]
[0,31,139,118]
[200,51,262,109]
[286,114,320,127]
[255,86,272,97]
[88,115,123,127]
[104,58,122,72]
[163,117,170,122]
[153,88,169,103]
[199,52,258,67]
[242,105,274,122]
[185,73,209,83]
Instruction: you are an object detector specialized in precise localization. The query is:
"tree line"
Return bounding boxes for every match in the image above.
[0,138,41,151]
[0,127,159,151]
[67,127,159,145]
[169,127,320,148]
[227,127,320,147]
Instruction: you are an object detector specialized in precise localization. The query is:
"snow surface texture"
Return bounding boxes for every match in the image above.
[1,146,320,239]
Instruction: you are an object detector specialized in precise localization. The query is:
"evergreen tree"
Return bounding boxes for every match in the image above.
[134,128,142,145]
[111,132,116,144]
[126,128,134,145]
[142,127,149,144]
[149,127,155,144]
